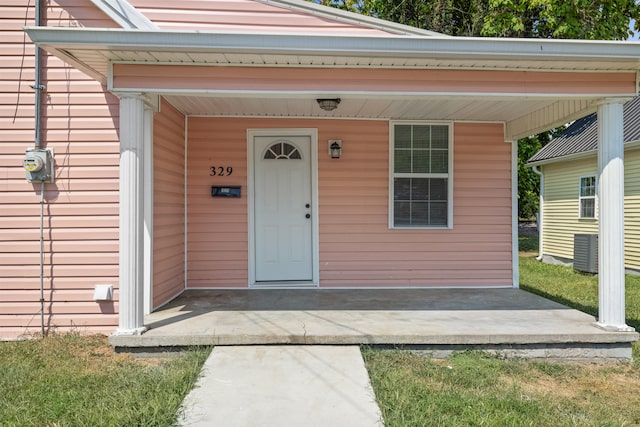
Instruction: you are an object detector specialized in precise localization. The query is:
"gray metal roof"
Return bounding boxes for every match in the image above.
[528,96,640,164]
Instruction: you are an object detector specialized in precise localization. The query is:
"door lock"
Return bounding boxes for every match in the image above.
[305,203,310,208]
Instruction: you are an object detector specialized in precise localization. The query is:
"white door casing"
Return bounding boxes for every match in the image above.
[248,129,319,287]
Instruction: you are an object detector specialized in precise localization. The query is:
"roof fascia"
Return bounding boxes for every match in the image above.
[24,27,640,65]
[90,0,158,30]
[256,0,445,37]
[527,139,640,167]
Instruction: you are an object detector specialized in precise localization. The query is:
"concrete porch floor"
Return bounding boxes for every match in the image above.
[110,288,639,360]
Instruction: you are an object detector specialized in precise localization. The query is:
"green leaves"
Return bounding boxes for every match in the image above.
[481,0,640,39]
[312,0,640,40]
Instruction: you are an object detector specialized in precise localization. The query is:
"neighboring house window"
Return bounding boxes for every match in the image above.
[579,175,597,219]
[390,122,452,228]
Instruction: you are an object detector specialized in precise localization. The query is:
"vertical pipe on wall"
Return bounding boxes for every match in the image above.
[510,139,519,288]
[34,0,44,148]
[39,182,45,336]
[34,0,46,336]
[184,116,188,291]
[532,166,544,261]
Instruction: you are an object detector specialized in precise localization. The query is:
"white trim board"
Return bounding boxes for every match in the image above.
[90,0,158,30]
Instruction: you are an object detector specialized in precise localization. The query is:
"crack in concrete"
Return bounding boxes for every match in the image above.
[301,321,307,344]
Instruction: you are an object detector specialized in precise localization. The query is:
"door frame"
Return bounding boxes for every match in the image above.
[247,128,320,288]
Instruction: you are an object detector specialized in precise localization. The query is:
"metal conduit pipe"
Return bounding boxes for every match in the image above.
[33,0,44,149]
[532,165,544,262]
[34,0,46,336]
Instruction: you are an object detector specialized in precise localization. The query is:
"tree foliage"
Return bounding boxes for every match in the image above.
[313,0,640,218]
[315,0,640,39]
[482,0,639,39]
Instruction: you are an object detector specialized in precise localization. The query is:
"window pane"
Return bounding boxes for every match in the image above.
[413,125,430,149]
[395,125,412,149]
[581,199,595,218]
[411,178,429,200]
[431,126,448,149]
[411,202,429,226]
[580,176,596,197]
[394,150,411,173]
[394,202,411,226]
[430,150,448,173]
[430,202,448,225]
[430,178,448,201]
[412,150,430,173]
[394,178,411,200]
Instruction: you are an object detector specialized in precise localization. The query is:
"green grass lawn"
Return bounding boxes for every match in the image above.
[0,334,210,426]
[365,236,640,426]
[364,348,640,426]
[520,256,640,329]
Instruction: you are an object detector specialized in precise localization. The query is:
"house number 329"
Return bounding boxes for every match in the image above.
[210,166,233,177]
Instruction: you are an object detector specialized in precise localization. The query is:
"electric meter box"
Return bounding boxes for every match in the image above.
[23,148,54,183]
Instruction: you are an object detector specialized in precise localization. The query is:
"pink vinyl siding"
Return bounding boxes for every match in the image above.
[113,64,637,96]
[187,117,249,287]
[153,99,186,307]
[0,0,119,338]
[128,0,394,34]
[320,121,512,287]
[186,118,512,288]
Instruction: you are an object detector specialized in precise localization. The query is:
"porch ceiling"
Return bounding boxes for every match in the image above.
[163,93,554,124]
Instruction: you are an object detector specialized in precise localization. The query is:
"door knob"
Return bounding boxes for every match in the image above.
[305,213,311,219]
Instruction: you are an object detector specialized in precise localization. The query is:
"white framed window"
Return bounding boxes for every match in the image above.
[579,175,597,219]
[389,122,453,229]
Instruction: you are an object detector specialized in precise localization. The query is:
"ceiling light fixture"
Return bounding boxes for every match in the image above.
[316,98,341,111]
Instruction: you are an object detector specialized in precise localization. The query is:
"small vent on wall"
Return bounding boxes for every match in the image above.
[574,234,598,274]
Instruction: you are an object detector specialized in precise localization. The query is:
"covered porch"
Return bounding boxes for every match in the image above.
[25,9,640,346]
[109,288,638,360]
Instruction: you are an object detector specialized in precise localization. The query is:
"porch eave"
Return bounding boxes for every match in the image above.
[25,26,640,79]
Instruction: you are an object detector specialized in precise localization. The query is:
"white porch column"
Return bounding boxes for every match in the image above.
[596,99,633,331]
[114,93,147,335]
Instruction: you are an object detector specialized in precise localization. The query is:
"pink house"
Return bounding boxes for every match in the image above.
[1,0,639,339]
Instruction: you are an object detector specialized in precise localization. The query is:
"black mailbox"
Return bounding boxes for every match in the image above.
[211,186,241,198]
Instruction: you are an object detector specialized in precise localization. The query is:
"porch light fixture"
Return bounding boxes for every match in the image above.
[317,98,341,111]
[328,140,342,159]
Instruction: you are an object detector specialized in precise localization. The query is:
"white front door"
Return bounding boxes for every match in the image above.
[253,135,313,282]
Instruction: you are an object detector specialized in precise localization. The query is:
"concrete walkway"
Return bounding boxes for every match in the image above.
[178,346,383,427]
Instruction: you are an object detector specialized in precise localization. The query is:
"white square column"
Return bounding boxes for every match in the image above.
[114,93,149,335]
[596,99,633,332]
